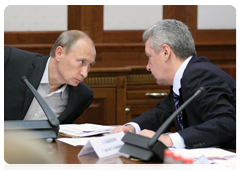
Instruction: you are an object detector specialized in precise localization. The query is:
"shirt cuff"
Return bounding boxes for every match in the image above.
[123,123,186,148]
[168,132,186,148]
[124,122,141,133]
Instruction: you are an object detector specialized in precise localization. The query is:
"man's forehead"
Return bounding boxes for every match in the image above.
[85,55,96,64]
[145,40,152,52]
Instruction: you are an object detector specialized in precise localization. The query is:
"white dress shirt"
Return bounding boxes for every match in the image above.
[24,57,69,120]
[127,56,192,148]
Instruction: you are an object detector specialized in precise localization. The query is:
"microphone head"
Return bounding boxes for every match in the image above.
[196,86,206,96]
[199,86,206,94]
[21,76,27,83]
[50,118,60,127]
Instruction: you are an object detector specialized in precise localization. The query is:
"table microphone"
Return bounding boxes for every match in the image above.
[21,76,59,127]
[4,76,60,140]
[119,87,206,162]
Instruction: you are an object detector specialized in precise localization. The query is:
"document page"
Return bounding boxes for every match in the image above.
[59,123,116,137]
[57,137,96,146]
[170,147,235,158]
[170,147,236,164]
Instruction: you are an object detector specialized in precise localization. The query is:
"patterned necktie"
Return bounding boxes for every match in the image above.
[172,91,184,130]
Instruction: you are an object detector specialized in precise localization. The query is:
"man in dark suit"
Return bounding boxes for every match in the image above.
[4,30,96,124]
[110,19,236,149]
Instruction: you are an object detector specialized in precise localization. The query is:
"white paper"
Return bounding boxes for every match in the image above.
[57,137,96,146]
[192,155,214,170]
[170,147,236,164]
[78,132,124,158]
[79,140,95,155]
[213,157,238,169]
[170,147,236,159]
[59,123,115,137]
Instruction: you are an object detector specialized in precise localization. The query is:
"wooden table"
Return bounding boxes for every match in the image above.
[48,136,155,164]
[46,135,236,164]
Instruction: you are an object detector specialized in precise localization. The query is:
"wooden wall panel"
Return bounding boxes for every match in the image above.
[68,5,82,31]
[4,31,61,44]
[68,5,103,43]
[163,5,198,39]
[4,31,62,56]
[196,30,236,45]
[102,31,144,43]
[94,44,146,68]
[4,5,236,79]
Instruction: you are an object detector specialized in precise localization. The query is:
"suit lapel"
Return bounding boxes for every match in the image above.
[58,85,79,123]
[22,56,49,116]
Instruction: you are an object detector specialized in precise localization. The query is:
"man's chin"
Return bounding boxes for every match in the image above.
[70,81,82,87]
[156,80,165,86]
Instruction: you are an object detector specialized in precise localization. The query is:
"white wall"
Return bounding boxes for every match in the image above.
[197,5,236,29]
[104,5,163,30]
[4,5,236,31]
[4,5,67,31]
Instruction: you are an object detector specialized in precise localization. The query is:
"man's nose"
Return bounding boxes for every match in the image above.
[146,64,150,71]
[80,67,89,78]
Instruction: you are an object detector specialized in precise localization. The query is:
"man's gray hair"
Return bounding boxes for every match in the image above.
[50,30,94,57]
[142,19,197,60]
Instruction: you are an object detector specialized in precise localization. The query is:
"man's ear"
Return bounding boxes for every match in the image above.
[161,44,171,61]
[55,46,63,61]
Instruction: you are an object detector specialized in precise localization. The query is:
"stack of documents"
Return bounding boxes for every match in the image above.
[170,147,236,159]
[170,148,236,164]
[59,123,116,137]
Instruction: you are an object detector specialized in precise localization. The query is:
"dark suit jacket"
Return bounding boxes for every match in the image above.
[4,46,93,124]
[131,55,236,149]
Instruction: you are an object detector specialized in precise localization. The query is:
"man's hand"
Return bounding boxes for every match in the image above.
[137,129,173,148]
[110,125,135,134]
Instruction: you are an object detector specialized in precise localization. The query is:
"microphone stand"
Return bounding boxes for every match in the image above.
[4,76,60,141]
[119,87,206,162]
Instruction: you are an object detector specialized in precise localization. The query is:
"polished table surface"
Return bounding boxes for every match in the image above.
[45,134,236,164]
[48,135,156,164]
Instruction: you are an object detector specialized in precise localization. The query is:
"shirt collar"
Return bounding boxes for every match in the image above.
[40,57,50,84]
[173,56,192,95]
[40,57,68,100]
